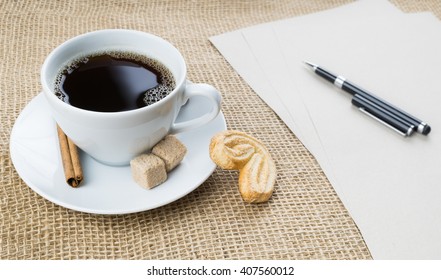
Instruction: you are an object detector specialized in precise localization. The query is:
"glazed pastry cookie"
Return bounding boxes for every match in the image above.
[209,130,276,203]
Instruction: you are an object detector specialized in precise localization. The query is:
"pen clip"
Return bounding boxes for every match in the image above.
[352,94,415,137]
[358,108,408,137]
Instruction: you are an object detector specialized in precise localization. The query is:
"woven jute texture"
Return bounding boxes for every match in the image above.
[1,0,439,260]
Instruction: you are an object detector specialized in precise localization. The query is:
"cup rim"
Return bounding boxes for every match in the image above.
[41,29,187,118]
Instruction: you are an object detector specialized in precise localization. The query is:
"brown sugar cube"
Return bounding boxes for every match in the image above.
[151,135,187,172]
[130,154,167,189]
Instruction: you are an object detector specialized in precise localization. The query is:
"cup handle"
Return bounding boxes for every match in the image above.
[170,83,222,134]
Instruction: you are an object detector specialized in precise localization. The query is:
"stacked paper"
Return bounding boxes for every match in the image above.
[210,0,441,259]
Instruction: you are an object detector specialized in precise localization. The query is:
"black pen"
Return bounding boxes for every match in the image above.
[304,61,431,136]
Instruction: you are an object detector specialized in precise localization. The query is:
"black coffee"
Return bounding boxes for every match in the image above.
[54,51,175,112]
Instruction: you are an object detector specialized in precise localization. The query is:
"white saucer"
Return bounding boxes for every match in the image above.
[10,93,226,214]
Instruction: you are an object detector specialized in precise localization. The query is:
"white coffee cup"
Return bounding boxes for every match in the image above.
[41,29,221,166]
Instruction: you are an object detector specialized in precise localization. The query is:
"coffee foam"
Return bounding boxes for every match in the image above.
[143,84,174,106]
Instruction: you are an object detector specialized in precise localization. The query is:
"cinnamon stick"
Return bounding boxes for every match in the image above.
[56,124,83,187]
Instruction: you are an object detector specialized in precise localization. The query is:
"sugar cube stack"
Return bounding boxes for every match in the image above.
[130,135,187,189]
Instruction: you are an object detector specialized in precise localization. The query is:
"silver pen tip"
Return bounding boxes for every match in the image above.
[303,61,318,69]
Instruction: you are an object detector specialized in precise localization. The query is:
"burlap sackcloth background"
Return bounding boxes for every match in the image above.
[1,0,439,260]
